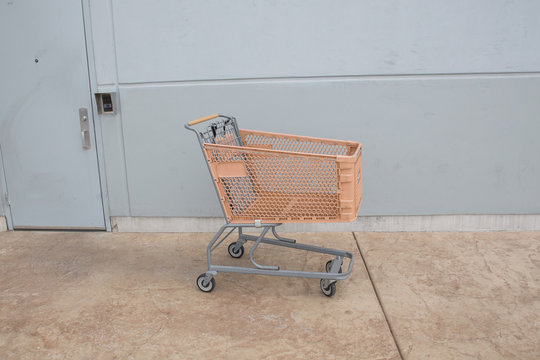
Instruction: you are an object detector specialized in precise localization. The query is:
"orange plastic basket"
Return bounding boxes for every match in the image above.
[203,129,362,223]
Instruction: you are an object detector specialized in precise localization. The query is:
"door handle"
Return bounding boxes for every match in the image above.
[81,130,90,149]
[79,108,91,149]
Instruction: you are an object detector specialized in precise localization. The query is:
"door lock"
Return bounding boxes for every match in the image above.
[95,93,116,114]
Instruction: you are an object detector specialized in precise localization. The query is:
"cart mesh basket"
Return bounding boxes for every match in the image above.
[198,118,362,223]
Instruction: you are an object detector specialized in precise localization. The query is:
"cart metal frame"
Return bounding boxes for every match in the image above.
[185,114,357,297]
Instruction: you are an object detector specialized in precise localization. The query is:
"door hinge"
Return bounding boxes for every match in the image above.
[4,193,10,207]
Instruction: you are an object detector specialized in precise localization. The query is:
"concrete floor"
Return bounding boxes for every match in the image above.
[0,231,538,359]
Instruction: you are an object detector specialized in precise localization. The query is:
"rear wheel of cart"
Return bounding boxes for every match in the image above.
[228,242,244,258]
[320,279,336,297]
[197,274,216,292]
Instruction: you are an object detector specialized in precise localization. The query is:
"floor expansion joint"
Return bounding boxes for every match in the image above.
[353,232,405,360]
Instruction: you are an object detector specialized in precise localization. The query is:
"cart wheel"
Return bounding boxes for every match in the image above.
[325,260,343,274]
[228,242,244,258]
[197,274,216,293]
[320,279,336,297]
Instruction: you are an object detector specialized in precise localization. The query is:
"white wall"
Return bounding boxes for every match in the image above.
[87,0,540,218]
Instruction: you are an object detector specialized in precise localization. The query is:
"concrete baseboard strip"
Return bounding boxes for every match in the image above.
[111,214,540,233]
[0,216,7,232]
[111,216,225,233]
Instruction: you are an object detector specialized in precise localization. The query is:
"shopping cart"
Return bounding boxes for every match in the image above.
[185,114,362,296]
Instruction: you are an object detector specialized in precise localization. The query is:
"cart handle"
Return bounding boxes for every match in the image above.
[188,114,220,126]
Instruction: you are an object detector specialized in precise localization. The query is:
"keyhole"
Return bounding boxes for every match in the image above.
[34,58,39,63]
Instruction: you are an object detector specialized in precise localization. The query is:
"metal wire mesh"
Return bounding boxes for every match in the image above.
[199,118,243,146]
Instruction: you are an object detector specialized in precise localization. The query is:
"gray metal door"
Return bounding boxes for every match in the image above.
[0,0,105,229]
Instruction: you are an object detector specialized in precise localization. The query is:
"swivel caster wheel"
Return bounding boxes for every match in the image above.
[197,273,216,293]
[320,279,336,297]
[228,242,244,258]
[325,260,343,274]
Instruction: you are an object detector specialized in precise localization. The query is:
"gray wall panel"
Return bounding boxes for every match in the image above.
[87,0,117,85]
[111,0,540,83]
[99,112,131,216]
[118,75,540,217]
[86,0,540,219]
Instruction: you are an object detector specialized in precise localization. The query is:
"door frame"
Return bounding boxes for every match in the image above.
[0,145,14,230]
[81,0,111,231]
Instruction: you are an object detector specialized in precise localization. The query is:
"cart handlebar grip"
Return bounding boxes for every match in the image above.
[188,114,220,126]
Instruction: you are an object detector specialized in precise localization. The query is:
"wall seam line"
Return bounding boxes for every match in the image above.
[108,0,133,217]
[108,71,540,89]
